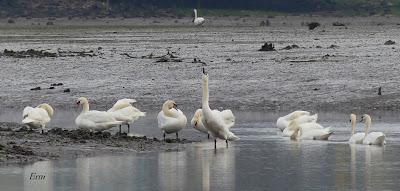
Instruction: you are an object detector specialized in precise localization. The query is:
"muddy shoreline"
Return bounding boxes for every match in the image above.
[0,122,189,164]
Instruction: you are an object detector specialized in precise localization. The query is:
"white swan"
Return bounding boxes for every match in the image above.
[191,109,210,139]
[22,103,54,133]
[157,100,187,139]
[201,68,239,148]
[349,114,365,144]
[282,114,318,137]
[361,114,386,145]
[75,97,123,131]
[290,118,332,140]
[193,9,205,26]
[276,110,311,131]
[107,98,146,133]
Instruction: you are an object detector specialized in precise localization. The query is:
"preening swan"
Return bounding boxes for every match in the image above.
[22,103,54,134]
[107,98,146,133]
[360,114,386,145]
[349,114,365,144]
[282,114,318,137]
[191,109,210,139]
[193,9,205,26]
[276,111,311,131]
[201,68,239,148]
[289,118,332,140]
[157,100,187,139]
[75,97,123,131]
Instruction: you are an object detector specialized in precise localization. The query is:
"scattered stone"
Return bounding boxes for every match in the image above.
[259,42,275,51]
[121,53,137,58]
[46,21,54,25]
[49,87,55,89]
[30,87,41,91]
[313,88,320,91]
[7,19,15,24]
[384,40,395,45]
[63,88,71,93]
[7,145,34,156]
[282,44,300,50]
[378,87,382,95]
[332,22,345,26]
[50,83,63,86]
[328,45,339,49]
[2,49,57,58]
[307,22,320,30]
[259,20,270,26]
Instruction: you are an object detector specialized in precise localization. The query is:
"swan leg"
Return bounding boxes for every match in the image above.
[127,124,130,133]
[226,140,228,148]
[214,139,217,149]
[119,125,122,134]
[163,132,166,140]
[41,124,45,134]
[176,132,179,140]
[208,134,210,139]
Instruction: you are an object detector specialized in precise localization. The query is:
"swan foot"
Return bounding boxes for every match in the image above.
[41,129,44,134]
[226,140,228,148]
[127,124,130,133]
[214,139,217,149]
[119,125,122,134]
[207,134,210,139]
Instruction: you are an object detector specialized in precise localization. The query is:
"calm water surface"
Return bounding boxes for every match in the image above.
[0,111,400,191]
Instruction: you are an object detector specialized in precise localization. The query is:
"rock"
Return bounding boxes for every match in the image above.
[384,40,395,45]
[307,22,320,30]
[30,87,41,91]
[259,20,270,26]
[49,87,55,89]
[332,22,345,26]
[328,45,339,49]
[51,83,63,86]
[46,21,54,26]
[378,87,382,95]
[7,19,15,24]
[259,42,275,51]
[282,44,300,50]
[63,88,71,93]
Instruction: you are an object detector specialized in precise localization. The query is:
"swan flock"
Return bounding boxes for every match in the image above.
[20,68,388,148]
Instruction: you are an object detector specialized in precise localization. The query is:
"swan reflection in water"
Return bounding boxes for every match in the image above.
[158,142,236,191]
[23,161,53,191]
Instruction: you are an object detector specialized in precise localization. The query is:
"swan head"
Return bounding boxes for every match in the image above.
[76,97,89,106]
[38,103,54,117]
[202,68,208,81]
[360,114,371,124]
[163,100,178,110]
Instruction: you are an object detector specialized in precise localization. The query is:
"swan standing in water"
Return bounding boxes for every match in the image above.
[360,114,386,145]
[107,98,146,133]
[201,68,239,148]
[157,100,187,139]
[349,114,365,144]
[282,114,318,137]
[75,97,123,131]
[289,118,332,140]
[191,109,210,139]
[22,103,54,134]
[193,9,205,26]
[276,111,311,131]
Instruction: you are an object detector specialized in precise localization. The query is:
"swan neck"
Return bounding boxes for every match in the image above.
[194,9,198,19]
[81,102,89,113]
[202,76,211,111]
[364,121,370,137]
[351,122,356,135]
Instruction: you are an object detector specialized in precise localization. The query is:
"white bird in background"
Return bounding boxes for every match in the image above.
[193,9,205,26]
[348,114,365,144]
[157,100,187,140]
[282,113,318,137]
[107,98,146,134]
[75,97,123,131]
[289,117,332,140]
[22,103,54,134]
[201,68,239,149]
[191,109,210,139]
[360,114,386,145]
[276,110,312,131]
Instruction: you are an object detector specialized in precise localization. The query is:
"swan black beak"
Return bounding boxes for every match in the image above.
[359,117,364,122]
[203,67,207,75]
[173,103,178,110]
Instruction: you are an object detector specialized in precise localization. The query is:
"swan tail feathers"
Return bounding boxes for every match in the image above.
[375,135,386,145]
[22,118,35,124]
[227,132,239,141]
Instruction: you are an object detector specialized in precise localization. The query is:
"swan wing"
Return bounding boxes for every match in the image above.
[22,107,50,124]
[157,109,186,133]
[363,132,386,145]
[82,110,120,123]
[299,127,332,140]
[349,133,365,144]
[22,106,34,118]
[221,109,235,129]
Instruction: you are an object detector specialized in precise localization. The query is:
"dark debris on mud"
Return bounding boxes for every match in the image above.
[0,122,186,164]
[0,49,97,58]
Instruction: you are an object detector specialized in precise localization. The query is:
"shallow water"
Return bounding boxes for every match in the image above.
[1,111,400,190]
